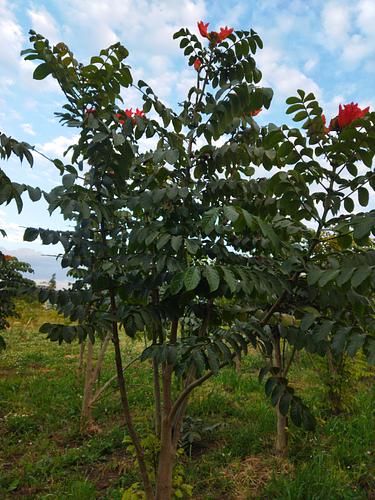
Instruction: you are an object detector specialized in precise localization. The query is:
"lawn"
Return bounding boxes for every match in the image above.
[0,301,374,499]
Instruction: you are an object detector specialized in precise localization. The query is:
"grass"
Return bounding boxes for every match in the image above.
[0,300,374,499]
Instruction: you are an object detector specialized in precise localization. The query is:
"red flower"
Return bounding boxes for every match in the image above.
[116,112,125,125]
[134,108,145,118]
[197,21,209,38]
[125,108,133,119]
[85,107,96,114]
[193,58,202,71]
[218,26,233,42]
[337,102,370,129]
[3,255,12,261]
[250,108,262,116]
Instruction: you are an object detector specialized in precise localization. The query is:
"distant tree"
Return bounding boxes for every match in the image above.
[0,253,35,350]
[48,273,57,290]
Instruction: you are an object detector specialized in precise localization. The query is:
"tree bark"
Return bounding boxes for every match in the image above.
[110,290,154,500]
[273,335,288,455]
[153,358,162,437]
[78,340,85,372]
[156,413,175,500]
[155,319,178,500]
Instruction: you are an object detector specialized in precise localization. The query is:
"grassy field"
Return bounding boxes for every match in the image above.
[0,301,374,499]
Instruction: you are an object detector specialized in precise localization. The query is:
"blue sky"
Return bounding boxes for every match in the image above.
[0,0,374,286]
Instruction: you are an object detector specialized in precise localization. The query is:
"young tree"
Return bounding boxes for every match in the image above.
[0,20,374,499]
[0,253,35,350]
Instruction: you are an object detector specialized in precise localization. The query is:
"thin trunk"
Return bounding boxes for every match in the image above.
[273,335,288,455]
[92,331,111,382]
[156,414,175,500]
[109,290,154,500]
[153,359,162,437]
[155,319,178,500]
[78,341,85,372]
[80,337,94,431]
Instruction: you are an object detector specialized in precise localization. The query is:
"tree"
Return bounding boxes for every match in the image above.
[0,20,374,499]
[0,253,35,350]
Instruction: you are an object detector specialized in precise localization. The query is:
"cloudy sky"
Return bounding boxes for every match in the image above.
[0,0,374,286]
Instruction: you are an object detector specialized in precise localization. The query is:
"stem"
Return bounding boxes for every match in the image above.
[153,358,162,437]
[91,354,140,405]
[109,289,154,500]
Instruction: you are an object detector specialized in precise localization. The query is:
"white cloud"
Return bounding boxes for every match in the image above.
[321,0,375,67]
[61,0,206,58]
[0,209,24,244]
[257,46,321,103]
[38,134,79,160]
[357,0,375,37]
[322,1,351,49]
[27,6,60,44]
[0,0,24,67]
[21,123,36,136]
[304,56,318,72]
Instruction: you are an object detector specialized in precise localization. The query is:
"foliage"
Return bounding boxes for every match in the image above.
[0,254,35,350]
[0,17,374,498]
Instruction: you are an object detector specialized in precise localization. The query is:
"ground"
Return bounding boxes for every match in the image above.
[0,301,374,499]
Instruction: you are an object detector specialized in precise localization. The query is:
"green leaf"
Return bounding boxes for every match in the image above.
[318,269,340,287]
[186,239,200,255]
[301,407,316,431]
[23,227,39,241]
[165,149,179,164]
[223,206,239,222]
[256,217,279,248]
[351,265,371,288]
[62,173,76,189]
[156,233,170,250]
[184,267,201,291]
[337,267,355,286]
[171,235,183,252]
[286,96,301,105]
[358,187,369,207]
[168,272,184,295]
[300,312,318,331]
[347,333,365,357]
[344,197,354,213]
[293,111,308,122]
[28,186,41,201]
[203,266,220,292]
[222,267,237,293]
[33,63,52,80]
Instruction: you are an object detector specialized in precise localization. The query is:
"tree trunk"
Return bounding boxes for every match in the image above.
[78,340,85,372]
[156,416,175,500]
[110,291,154,500]
[80,332,112,433]
[273,334,288,455]
[153,359,162,437]
[155,319,179,500]
[275,407,288,454]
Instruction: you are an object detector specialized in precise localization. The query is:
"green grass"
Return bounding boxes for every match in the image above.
[0,301,374,499]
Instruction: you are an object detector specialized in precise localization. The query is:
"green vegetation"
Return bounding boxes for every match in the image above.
[1,302,373,499]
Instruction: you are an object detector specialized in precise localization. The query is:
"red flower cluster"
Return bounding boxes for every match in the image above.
[197,21,233,44]
[85,107,96,114]
[116,108,145,125]
[193,58,202,71]
[329,102,370,131]
[250,108,262,117]
[3,255,12,261]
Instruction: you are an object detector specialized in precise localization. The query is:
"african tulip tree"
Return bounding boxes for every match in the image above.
[0,18,374,500]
